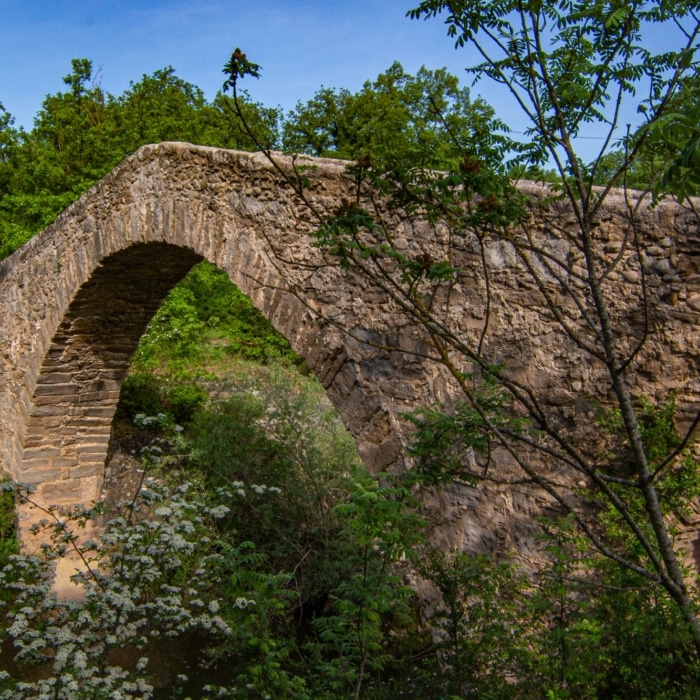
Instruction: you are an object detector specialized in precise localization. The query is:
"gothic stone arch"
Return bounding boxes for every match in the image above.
[1,142,698,562]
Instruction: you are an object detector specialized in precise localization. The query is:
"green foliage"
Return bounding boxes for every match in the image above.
[111,67,210,147]
[647,73,700,200]
[137,285,206,368]
[518,518,700,699]
[305,476,424,697]
[166,383,209,426]
[0,475,18,578]
[583,561,700,698]
[222,48,261,87]
[591,72,700,196]
[226,32,700,688]
[0,59,119,253]
[405,374,523,486]
[8,354,700,697]
[404,393,700,696]
[188,369,371,606]
[409,0,700,198]
[0,60,281,260]
[116,373,206,426]
[132,261,301,374]
[418,551,526,698]
[409,521,700,699]
[183,362,673,699]
[283,61,506,173]
[254,0,700,671]
[596,397,700,541]
[120,261,302,429]
[150,370,425,699]
[116,373,168,420]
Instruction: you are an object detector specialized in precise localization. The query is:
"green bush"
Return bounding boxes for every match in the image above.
[166,370,427,698]
[115,372,166,421]
[0,476,18,579]
[165,382,207,425]
[116,372,206,427]
[188,370,365,609]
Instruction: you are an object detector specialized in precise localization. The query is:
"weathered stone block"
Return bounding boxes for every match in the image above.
[17,462,63,483]
[52,457,79,469]
[75,442,110,454]
[39,478,85,503]
[69,462,105,479]
[33,383,80,397]
[36,372,74,385]
[22,446,61,460]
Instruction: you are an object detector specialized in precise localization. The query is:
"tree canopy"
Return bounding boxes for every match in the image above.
[0,59,281,260]
[1,57,497,262]
[282,61,507,172]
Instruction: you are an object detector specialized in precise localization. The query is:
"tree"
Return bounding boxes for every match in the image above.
[591,70,700,196]
[0,105,24,259]
[223,0,700,665]
[111,67,281,154]
[0,104,18,184]
[282,62,505,172]
[0,59,282,261]
[109,67,211,149]
[0,60,110,255]
[398,0,700,647]
[651,72,700,200]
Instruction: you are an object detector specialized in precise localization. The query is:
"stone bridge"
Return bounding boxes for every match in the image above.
[1,142,699,561]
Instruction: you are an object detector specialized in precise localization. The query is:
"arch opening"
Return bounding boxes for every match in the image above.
[15,240,395,539]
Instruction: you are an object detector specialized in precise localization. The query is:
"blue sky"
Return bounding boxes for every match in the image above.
[1,0,492,129]
[1,1,695,164]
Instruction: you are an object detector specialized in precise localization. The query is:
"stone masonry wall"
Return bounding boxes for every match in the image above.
[0,142,698,563]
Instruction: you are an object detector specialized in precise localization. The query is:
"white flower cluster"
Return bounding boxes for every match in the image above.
[250,484,282,495]
[233,597,256,609]
[0,479,251,699]
[133,413,167,428]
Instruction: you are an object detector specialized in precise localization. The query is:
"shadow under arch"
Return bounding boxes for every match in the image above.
[19,243,203,508]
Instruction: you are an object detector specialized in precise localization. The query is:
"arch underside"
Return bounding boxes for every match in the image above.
[18,243,203,511]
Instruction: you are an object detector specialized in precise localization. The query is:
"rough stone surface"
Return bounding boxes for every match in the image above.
[0,142,698,566]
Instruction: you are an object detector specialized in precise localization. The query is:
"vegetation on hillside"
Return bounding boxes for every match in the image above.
[3,386,699,697]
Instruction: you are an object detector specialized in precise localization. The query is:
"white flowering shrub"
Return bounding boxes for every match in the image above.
[0,479,265,700]
[0,376,432,700]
